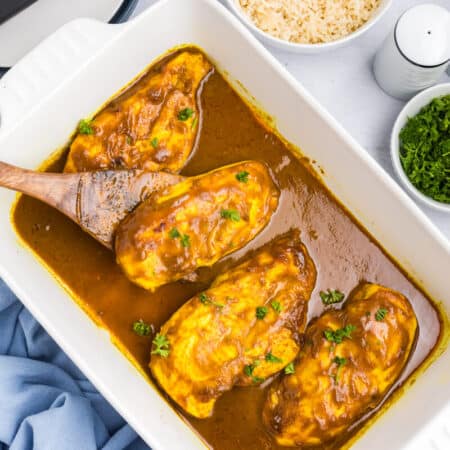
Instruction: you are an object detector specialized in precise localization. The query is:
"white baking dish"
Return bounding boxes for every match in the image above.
[0,0,449,449]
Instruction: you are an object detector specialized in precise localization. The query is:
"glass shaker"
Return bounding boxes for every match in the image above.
[373,3,449,101]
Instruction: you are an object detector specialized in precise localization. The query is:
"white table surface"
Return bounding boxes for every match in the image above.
[133,0,450,241]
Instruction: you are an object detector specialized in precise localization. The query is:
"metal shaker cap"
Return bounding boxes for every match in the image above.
[395,3,450,68]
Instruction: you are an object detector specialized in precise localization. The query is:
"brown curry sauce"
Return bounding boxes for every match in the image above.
[12,49,442,450]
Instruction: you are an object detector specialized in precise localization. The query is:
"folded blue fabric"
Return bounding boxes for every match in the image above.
[0,278,150,450]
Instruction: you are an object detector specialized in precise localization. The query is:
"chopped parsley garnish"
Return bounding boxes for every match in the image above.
[375,308,388,322]
[132,319,151,336]
[244,361,264,383]
[244,363,256,377]
[323,324,356,344]
[331,356,347,383]
[320,289,345,305]
[265,352,283,363]
[399,94,450,203]
[169,228,190,247]
[180,234,190,248]
[151,333,170,358]
[332,356,347,380]
[284,362,295,375]
[126,135,132,145]
[169,228,181,239]
[220,209,241,222]
[256,306,268,320]
[236,171,250,183]
[333,356,347,366]
[78,118,94,135]
[271,301,282,313]
[178,107,194,121]
[151,137,158,148]
[199,292,224,309]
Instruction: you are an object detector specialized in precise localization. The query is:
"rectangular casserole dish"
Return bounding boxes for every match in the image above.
[0,0,449,448]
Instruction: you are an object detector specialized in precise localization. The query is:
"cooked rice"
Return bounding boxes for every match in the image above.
[238,0,382,44]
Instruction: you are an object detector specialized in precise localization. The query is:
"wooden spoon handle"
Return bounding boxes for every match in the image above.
[0,161,81,221]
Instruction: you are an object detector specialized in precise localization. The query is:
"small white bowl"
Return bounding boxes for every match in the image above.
[224,0,393,54]
[391,83,450,213]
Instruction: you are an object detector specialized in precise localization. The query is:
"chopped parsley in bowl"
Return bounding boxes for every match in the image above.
[391,84,450,212]
[400,95,450,204]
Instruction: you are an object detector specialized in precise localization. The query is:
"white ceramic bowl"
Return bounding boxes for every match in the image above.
[391,83,450,213]
[225,0,392,54]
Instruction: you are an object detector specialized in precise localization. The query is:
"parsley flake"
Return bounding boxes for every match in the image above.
[331,356,347,383]
[151,137,158,148]
[333,356,347,366]
[284,362,295,375]
[180,234,190,248]
[271,301,282,313]
[244,364,254,377]
[220,209,241,222]
[151,333,170,358]
[132,319,151,336]
[375,308,388,322]
[236,171,250,183]
[178,107,194,121]
[320,289,345,305]
[323,324,356,344]
[169,228,190,247]
[244,361,264,383]
[78,119,94,135]
[169,228,181,239]
[199,293,224,309]
[265,352,283,363]
[256,306,268,320]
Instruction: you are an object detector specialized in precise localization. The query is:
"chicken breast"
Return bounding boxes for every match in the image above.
[64,50,212,173]
[115,161,279,290]
[263,283,418,448]
[149,231,316,418]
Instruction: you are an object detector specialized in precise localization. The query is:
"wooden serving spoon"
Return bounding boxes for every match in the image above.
[0,161,183,249]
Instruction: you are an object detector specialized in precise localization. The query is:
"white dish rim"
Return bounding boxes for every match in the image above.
[0,1,449,449]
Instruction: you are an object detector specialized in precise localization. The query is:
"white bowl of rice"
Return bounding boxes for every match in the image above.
[225,0,393,53]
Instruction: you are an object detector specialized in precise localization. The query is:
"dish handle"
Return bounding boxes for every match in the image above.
[0,18,124,134]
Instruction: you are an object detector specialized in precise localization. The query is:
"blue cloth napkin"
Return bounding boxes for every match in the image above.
[0,278,150,450]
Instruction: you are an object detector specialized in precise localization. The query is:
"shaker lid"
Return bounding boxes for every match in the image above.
[395,3,450,67]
